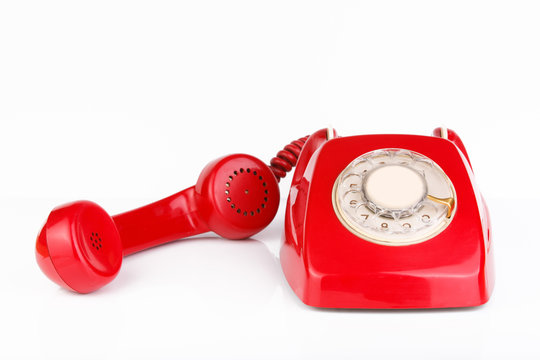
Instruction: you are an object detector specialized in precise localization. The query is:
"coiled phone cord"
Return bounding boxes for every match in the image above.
[269,135,309,182]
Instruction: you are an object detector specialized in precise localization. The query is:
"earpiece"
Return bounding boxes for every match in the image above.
[36,154,280,293]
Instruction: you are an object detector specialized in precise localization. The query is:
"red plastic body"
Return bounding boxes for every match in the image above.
[280,130,494,308]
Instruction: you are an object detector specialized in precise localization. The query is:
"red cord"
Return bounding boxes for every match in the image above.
[269,135,310,182]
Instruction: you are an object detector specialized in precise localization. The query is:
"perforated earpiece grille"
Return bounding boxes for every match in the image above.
[225,167,270,217]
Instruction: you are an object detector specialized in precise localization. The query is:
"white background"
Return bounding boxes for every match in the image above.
[1,1,539,359]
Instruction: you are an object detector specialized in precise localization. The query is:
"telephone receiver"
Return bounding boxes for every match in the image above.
[36,128,493,309]
[35,129,317,294]
[36,153,283,293]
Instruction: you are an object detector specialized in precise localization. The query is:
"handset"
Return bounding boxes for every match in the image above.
[36,153,281,293]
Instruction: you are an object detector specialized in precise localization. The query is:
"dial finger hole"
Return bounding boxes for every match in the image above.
[401,222,413,231]
[341,173,363,190]
[354,203,372,222]
[393,150,415,165]
[343,190,363,209]
[416,201,438,224]
[351,159,371,173]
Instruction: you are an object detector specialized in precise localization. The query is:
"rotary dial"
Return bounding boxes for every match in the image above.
[332,149,456,246]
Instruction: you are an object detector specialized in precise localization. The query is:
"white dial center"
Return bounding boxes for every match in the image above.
[364,165,426,210]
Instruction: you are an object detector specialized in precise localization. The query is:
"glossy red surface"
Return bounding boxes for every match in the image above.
[433,127,472,166]
[36,154,280,293]
[36,201,123,293]
[281,129,494,308]
[115,154,279,255]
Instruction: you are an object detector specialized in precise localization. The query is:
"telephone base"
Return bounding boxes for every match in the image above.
[280,131,494,309]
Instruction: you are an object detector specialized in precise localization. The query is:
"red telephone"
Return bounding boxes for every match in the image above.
[36,128,493,309]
